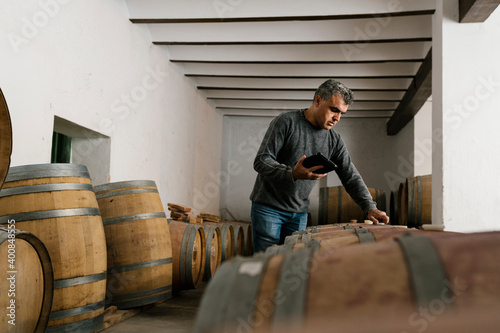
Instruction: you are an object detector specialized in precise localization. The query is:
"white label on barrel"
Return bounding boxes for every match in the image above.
[238,261,264,277]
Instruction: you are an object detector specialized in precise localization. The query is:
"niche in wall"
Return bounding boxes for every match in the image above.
[52,116,111,185]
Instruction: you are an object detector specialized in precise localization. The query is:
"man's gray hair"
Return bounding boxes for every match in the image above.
[313,79,354,105]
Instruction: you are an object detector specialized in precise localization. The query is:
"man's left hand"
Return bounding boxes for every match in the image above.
[366,209,389,224]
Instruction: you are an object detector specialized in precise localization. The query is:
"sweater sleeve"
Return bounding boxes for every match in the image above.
[253,115,295,183]
[330,136,377,213]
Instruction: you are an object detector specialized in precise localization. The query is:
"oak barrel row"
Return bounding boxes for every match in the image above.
[194,223,500,332]
[0,163,253,332]
[318,186,386,224]
[390,174,432,227]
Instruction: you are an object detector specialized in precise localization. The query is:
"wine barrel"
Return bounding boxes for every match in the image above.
[204,222,234,262]
[318,186,385,224]
[194,231,500,332]
[0,163,107,332]
[390,189,399,225]
[0,227,54,333]
[168,221,206,292]
[267,226,419,254]
[224,223,244,257]
[397,182,407,226]
[94,180,173,309]
[406,175,432,228]
[202,224,222,281]
[227,222,253,256]
[0,88,13,190]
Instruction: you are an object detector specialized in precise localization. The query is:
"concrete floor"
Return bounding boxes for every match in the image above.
[102,284,206,333]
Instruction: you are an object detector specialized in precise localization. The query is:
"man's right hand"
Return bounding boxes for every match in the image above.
[292,155,328,180]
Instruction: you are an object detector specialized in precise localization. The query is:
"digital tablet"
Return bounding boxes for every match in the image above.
[302,153,338,174]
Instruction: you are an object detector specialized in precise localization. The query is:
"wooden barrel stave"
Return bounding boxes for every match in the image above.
[202,224,222,281]
[0,164,107,332]
[318,186,386,224]
[194,231,500,332]
[169,220,206,292]
[94,180,173,309]
[0,227,54,333]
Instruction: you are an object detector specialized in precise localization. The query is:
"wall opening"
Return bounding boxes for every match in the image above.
[52,116,111,185]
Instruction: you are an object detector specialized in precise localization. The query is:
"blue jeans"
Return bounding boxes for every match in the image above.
[251,202,308,253]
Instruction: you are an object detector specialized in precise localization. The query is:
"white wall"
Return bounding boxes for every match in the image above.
[433,0,500,232]
[414,98,433,176]
[219,115,273,221]
[0,0,222,215]
[221,114,416,223]
[326,117,415,213]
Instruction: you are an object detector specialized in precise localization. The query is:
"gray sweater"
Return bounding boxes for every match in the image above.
[250,109,376,213]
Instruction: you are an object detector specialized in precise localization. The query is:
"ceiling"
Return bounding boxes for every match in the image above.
[124,0,436,133]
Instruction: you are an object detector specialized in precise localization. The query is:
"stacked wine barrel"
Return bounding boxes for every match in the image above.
[318,186,386,224]
[193,224,500,332]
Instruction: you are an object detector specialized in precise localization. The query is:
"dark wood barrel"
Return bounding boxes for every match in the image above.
[0,227,54,333]
[390,189,399,225]
[168,221,206,293]
[0,88,13,191]
[202,224,222,281]
[0,163,107,332]
[94,180,173,309]
[194,231,500,332]
[398,182,407,226]
[406,175,432,228]
[318,186,385,224]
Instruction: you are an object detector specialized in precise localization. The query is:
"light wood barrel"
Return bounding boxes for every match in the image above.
[268,226,418,254]
[202,224,222,281]
[0,163,107,332]
[204,222,234,262]
[168,221,206,292]
[0,227,54,333]
[224,223,244,257]
[0,88,13,190]
[406,175,432,228]
[194,231,500,332]
[94,180,173,309]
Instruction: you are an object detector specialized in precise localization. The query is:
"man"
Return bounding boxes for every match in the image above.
[250,79,389,253]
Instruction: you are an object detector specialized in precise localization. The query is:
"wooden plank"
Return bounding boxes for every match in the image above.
[460,0,500,23]
[386,48,432,136]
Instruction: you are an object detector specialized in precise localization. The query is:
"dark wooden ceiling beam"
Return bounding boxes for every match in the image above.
[155,38,431,46]
[386,48,432,136]
[459,0,500,23]
[131,10,435,24]
[171,59,424,64]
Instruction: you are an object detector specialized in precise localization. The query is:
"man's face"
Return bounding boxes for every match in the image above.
[314,94,349,130]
